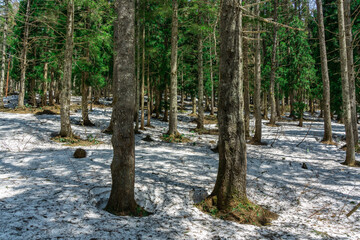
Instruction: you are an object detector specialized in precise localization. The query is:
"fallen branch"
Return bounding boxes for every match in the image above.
[346,202,360,217]
[296,122,313,147]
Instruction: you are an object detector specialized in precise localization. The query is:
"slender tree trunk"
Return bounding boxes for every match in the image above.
[192,94,196,114]
[163,83,169,122]
[243,38,250,138]
[140,25,145,130]
[211,0,247,209]
[344,0,358,145]
[210,37,215,116]
[134,0,140,132]
[0,0,8,108]
[168,0,178,136]
[197,33,204,129]
[106,0,138,215]
[276,83,281,117]
[338,0,355,165]
[253,0,262,143]
[263,92,269,120]
[18,0,31,108]
[41,63,48,106]
[316,0,333,142]
[269,0,278,126]
[60,0,74,137]
[146,63,151,127]
[49,71,55,106]
[289,90,295,119]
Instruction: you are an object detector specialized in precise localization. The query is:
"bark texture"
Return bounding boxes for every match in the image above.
[211,0,247,209]
[269,0,278,126]
[337,0,355,165]
[18,0,31,108]
[0,0,8,108]
[253,0,262,143]
[197,34,204,129]
[60,0,74,137]
[243,38,250,138]
[105,0,137,214]
[168,0,178,135]
[316,0,333,143]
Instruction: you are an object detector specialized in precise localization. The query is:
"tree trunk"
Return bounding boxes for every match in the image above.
[134,0,140,132]
[263,92,269,120]
[338,0,355,165]
[344,0,358,145]
[276,83,281,117]
[289,90,295,119]
[81,72,93,126]
[269,0,278,126]
[18,0,31,108]
[140,24,145,130]
[146,62,151,127]
[253,0,262,144]
[49,71,55,106]
[211,0,247,209]
[106,0,138,215]
[192,94,196,114]
[41,63,48,106]
[0,0,8,108]
[243,38,250,138]
[163,83,168,122]
[197,33,204,129]
[168,0,178,136]
[60,0,74,137]
[316,0,333,142]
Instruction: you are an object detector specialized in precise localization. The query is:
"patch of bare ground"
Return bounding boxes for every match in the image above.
[51,135,103,146]
[197,196,278,226]
[105,205,151,217]
[321,140,337,146]
[265,123,281,127]
[204,115,218,124]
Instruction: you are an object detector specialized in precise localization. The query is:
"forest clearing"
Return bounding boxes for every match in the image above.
[0,96,359,239]
[0,0,360,239]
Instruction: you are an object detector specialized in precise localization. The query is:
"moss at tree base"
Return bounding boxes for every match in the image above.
[196,196,278,226]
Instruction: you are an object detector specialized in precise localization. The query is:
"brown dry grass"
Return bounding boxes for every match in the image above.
[51,135,103,146]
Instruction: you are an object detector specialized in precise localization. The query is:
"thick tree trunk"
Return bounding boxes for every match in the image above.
[338,0,355,165]
[168,0,178,136]
[19,0,31,108]
[106,0,137,215]
[253,0,262,143]
[197,34,204,129]
[269,0,278,126]
[316,0,333,142]
[0,0,8,108]
[211,0,247,209]
[60,0,74,137]
[243,38,250,138]
[344,0,358,145]
[289,90,295,119]
[263,92,269,120]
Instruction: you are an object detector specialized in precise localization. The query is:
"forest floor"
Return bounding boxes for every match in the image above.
[0,95,359,239]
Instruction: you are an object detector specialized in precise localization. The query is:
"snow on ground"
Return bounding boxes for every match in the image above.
[0,96,359,239]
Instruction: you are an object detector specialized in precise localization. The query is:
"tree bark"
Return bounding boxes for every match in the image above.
[163,83,169,122]
[146,62,151,127]
[106,0,137,215]
[338,0,355,165]
[197,33,204,129]
[211,0,247,209]
[168,0,178,136]
[269,0,278,126]
[49,71,55,106]
[253,0,262,143]
[243,38,250,138]
[0,0,8,108]
[60,0,74,137]
[316,0,333,142]
[134,0,140,132]
[344,0,358,145]
[18,0,31,108]
[41,63,48,106]
[140,24,145,130]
